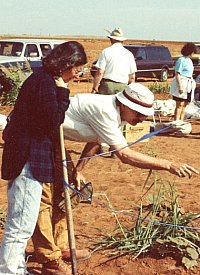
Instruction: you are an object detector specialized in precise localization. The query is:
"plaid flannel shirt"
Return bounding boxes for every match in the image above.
[1,68,70,182]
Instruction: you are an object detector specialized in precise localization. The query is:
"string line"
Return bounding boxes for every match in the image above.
[62,123,200,231]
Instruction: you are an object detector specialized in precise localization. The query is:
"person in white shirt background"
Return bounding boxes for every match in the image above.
[92,27,137,95]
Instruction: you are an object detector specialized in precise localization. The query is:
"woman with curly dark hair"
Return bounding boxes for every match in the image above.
[0,41,87,275]
[170,42,196,120]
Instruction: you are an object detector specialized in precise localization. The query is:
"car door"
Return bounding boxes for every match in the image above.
[146,47,161,76]
[135,48,149,77]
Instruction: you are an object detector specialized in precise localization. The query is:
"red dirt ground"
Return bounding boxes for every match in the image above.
[0,38,200,275]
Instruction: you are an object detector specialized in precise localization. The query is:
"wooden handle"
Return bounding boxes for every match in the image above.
[59,125,77,275]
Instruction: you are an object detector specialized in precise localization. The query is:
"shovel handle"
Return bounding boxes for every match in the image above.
[59,124,77,275]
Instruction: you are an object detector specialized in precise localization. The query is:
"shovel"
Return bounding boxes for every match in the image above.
[59,124,77,275]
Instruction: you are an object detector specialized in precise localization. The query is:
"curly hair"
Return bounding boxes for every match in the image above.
[181,42,196,56]
[42,41,87,76]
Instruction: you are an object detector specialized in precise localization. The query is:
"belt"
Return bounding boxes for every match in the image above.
[102,78,122,83]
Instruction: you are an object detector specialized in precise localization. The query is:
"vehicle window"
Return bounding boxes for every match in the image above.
[53,44,60,48]
[147,47,159,60]
[24,44,39,57]
[124,46,139,57]
[159,48,171,60]
[40,44,52,56]
[0,42,23,57]
[135,48,147,60]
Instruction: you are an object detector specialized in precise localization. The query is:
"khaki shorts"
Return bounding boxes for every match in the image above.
[99,79,128,95]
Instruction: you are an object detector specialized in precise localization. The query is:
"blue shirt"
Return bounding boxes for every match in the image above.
[175,56,194,78]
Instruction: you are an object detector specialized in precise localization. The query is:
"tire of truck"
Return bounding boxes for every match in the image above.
[160,68,168,82]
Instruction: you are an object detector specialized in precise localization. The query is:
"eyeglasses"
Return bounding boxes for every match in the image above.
[74,66,89,77]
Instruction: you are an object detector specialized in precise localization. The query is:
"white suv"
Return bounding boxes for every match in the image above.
[0,38,67,71]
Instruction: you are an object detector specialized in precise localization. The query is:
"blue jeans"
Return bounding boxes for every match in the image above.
[0,162,43,275]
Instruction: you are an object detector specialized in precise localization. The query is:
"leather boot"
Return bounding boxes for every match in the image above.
[62,248,91,262]
[41,258,72,275]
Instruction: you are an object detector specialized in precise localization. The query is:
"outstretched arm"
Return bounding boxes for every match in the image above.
[111,144,199,178]
[73,142,199,188]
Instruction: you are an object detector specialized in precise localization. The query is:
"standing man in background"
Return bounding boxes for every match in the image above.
[92,27,137,95]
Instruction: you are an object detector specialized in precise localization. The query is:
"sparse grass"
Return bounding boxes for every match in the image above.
[93,174,200,270]
[148,82,170,94]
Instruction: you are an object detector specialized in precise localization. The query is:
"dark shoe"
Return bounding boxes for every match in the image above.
[41,259,72,275]
[62,248,91,262]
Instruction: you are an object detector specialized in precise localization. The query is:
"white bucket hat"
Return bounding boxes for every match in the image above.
[107,28,127,41]
[116,83,154,116]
